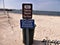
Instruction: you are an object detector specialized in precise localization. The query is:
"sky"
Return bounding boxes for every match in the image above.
[0,0,60,11]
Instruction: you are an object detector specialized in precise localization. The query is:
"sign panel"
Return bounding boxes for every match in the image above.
[20,19,34,28]
[22,3,32,19]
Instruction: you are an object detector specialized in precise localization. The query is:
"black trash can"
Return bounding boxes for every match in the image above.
[22,27,35,45]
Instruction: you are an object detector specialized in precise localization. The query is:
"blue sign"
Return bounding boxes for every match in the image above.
[20,19,34,28]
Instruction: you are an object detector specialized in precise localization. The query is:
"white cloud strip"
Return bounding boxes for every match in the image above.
[0,0,60,11]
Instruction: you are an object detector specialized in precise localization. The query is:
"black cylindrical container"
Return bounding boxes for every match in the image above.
[22,28,35,45]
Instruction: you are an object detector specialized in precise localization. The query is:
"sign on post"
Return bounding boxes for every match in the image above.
[20,3,34,45]
[22,4,32,19]
[20,19,34,28]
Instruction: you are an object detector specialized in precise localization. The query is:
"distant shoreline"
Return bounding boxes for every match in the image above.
[0,9,60,16]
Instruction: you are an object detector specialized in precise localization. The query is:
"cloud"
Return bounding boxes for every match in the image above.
[32,0,60,11]
[0,0,20,9]
[0,0,60,11]
[0,0,4,8]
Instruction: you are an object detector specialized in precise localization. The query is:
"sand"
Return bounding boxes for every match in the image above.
[0,12,60,45]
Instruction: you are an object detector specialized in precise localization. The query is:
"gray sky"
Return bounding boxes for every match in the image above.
[0,0,60,11]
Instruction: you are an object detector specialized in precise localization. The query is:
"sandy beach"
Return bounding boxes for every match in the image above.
[0,12,60,45]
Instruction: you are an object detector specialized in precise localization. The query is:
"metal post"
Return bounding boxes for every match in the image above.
[26,28,29,45]
[3,0,5,14]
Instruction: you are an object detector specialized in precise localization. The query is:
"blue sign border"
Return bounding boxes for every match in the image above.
[20,19,34,28]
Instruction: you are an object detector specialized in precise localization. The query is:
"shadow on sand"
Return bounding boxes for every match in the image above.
[33,40,45,45]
